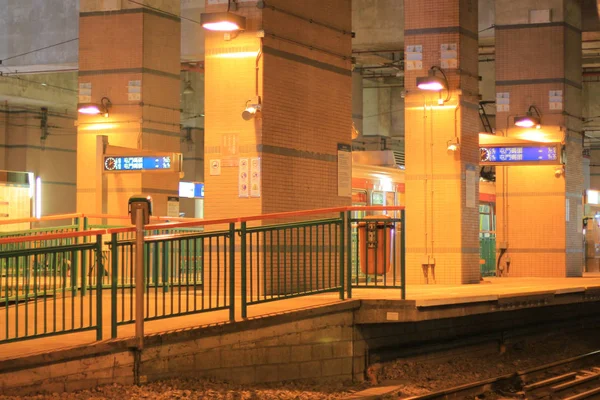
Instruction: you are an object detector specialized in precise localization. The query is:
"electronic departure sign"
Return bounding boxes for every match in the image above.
[103,154,182,172]
[479,143,562,166]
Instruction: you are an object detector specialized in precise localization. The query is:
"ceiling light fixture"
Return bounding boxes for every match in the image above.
[514,105,542,129]
[201,12,247,32]
[78,97,112,118]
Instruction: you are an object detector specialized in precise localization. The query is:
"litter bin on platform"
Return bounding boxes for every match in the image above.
[357,215,393,275]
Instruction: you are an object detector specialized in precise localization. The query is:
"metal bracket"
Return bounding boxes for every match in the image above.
[367,222,378,248]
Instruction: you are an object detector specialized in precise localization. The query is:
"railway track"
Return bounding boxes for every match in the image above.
[405,350,600,400]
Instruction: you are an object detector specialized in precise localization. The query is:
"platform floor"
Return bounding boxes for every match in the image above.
[2,275,600,361]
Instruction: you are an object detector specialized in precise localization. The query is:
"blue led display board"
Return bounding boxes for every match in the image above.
[480,144,561,166]
[104,156,172,171]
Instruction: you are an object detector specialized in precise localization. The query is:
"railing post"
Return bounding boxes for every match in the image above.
[401,209,406,300]
[339,212,345,300]
[96,234,103,341]
[241,222,247,319]
[346,211,352,299]
[111,233,118,339]
[229,222,236,322]
[135,211,145,349]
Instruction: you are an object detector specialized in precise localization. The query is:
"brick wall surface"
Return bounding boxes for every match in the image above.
[403,0,480,284]
[77,7,181,217]
[0,350,134,396]
[140,310,360,384]
[204,0,352,220]
[495,0,583,277]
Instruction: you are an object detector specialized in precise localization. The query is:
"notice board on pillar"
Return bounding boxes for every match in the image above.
[337,144,352,197]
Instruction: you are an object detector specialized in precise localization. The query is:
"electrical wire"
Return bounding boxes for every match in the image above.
[127,0,201,25]
[0,38,78,63]
[0,73,78,93]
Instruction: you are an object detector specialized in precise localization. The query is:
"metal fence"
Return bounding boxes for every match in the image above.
[240,215,346,318]
[347,211,406,299]
[109,225,234,338]
[0,217,81,253]
[0,206,406,345]
[0,233,104,343]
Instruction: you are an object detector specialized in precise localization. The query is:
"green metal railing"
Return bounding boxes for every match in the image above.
[240,214,345,318]
[347,210,405,299]
[479,235,496,277]
[0,206,407,345]
[0,219,80,252]
[0,234,104,344]
[109,225,234,338]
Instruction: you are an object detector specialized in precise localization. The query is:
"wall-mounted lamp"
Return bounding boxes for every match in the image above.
[201,12,246,32]
[416,66,448,92]
[447,138,460,152]
[183,81,194,95]
[554,166,565,178]
[242,99,261,120]
[78,97,112,118]
[416,66,451,104]
[514,105,542,129]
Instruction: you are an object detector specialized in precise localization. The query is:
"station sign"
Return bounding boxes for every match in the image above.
[103,154,182,172]
[179,181,204,198]
[479,143,562,166]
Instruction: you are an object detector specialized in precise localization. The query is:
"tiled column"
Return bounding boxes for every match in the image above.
[77,1,181,216]
[495,1,583,277]
[403,0,481,284]
[203,0,352,219]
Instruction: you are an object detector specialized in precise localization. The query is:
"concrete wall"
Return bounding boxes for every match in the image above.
[141,307,361,384]
[0,0,203,71]
[0,0,79,69]
[181,0,206,62]
[362,79,404,138]
[0,303,363,395]
[584,80,600,189]
[352,0,403,51]
[0,345,134,395]
[0,104,77,216]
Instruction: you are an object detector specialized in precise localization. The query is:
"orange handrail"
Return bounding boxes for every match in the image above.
[0,229,109,245]
[0,213,84,226]
[0,206,405,244]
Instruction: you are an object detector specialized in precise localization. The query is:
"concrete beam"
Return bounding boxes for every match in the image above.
[0,72,77,110]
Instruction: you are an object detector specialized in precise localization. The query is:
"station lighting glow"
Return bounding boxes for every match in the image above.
[78,104,102,115]
[201,12,246,32]
[212,51,259,59]
[35,177,42,218]
[77,97,112,118]
[416,77,446,91]
[447,139,460,152]
[416,67,448,92]
[514,115,541,128]
[514,106,542,129]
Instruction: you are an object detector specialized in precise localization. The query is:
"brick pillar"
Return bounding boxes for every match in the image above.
[77,1,181,217]
[495,1,583,277]
[403,0,481,284]
[203,0,352,219]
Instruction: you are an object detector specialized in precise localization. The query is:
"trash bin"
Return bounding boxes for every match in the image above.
[358,215,393,275]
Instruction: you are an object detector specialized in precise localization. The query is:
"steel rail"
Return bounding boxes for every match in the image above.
[405,350,600,400]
